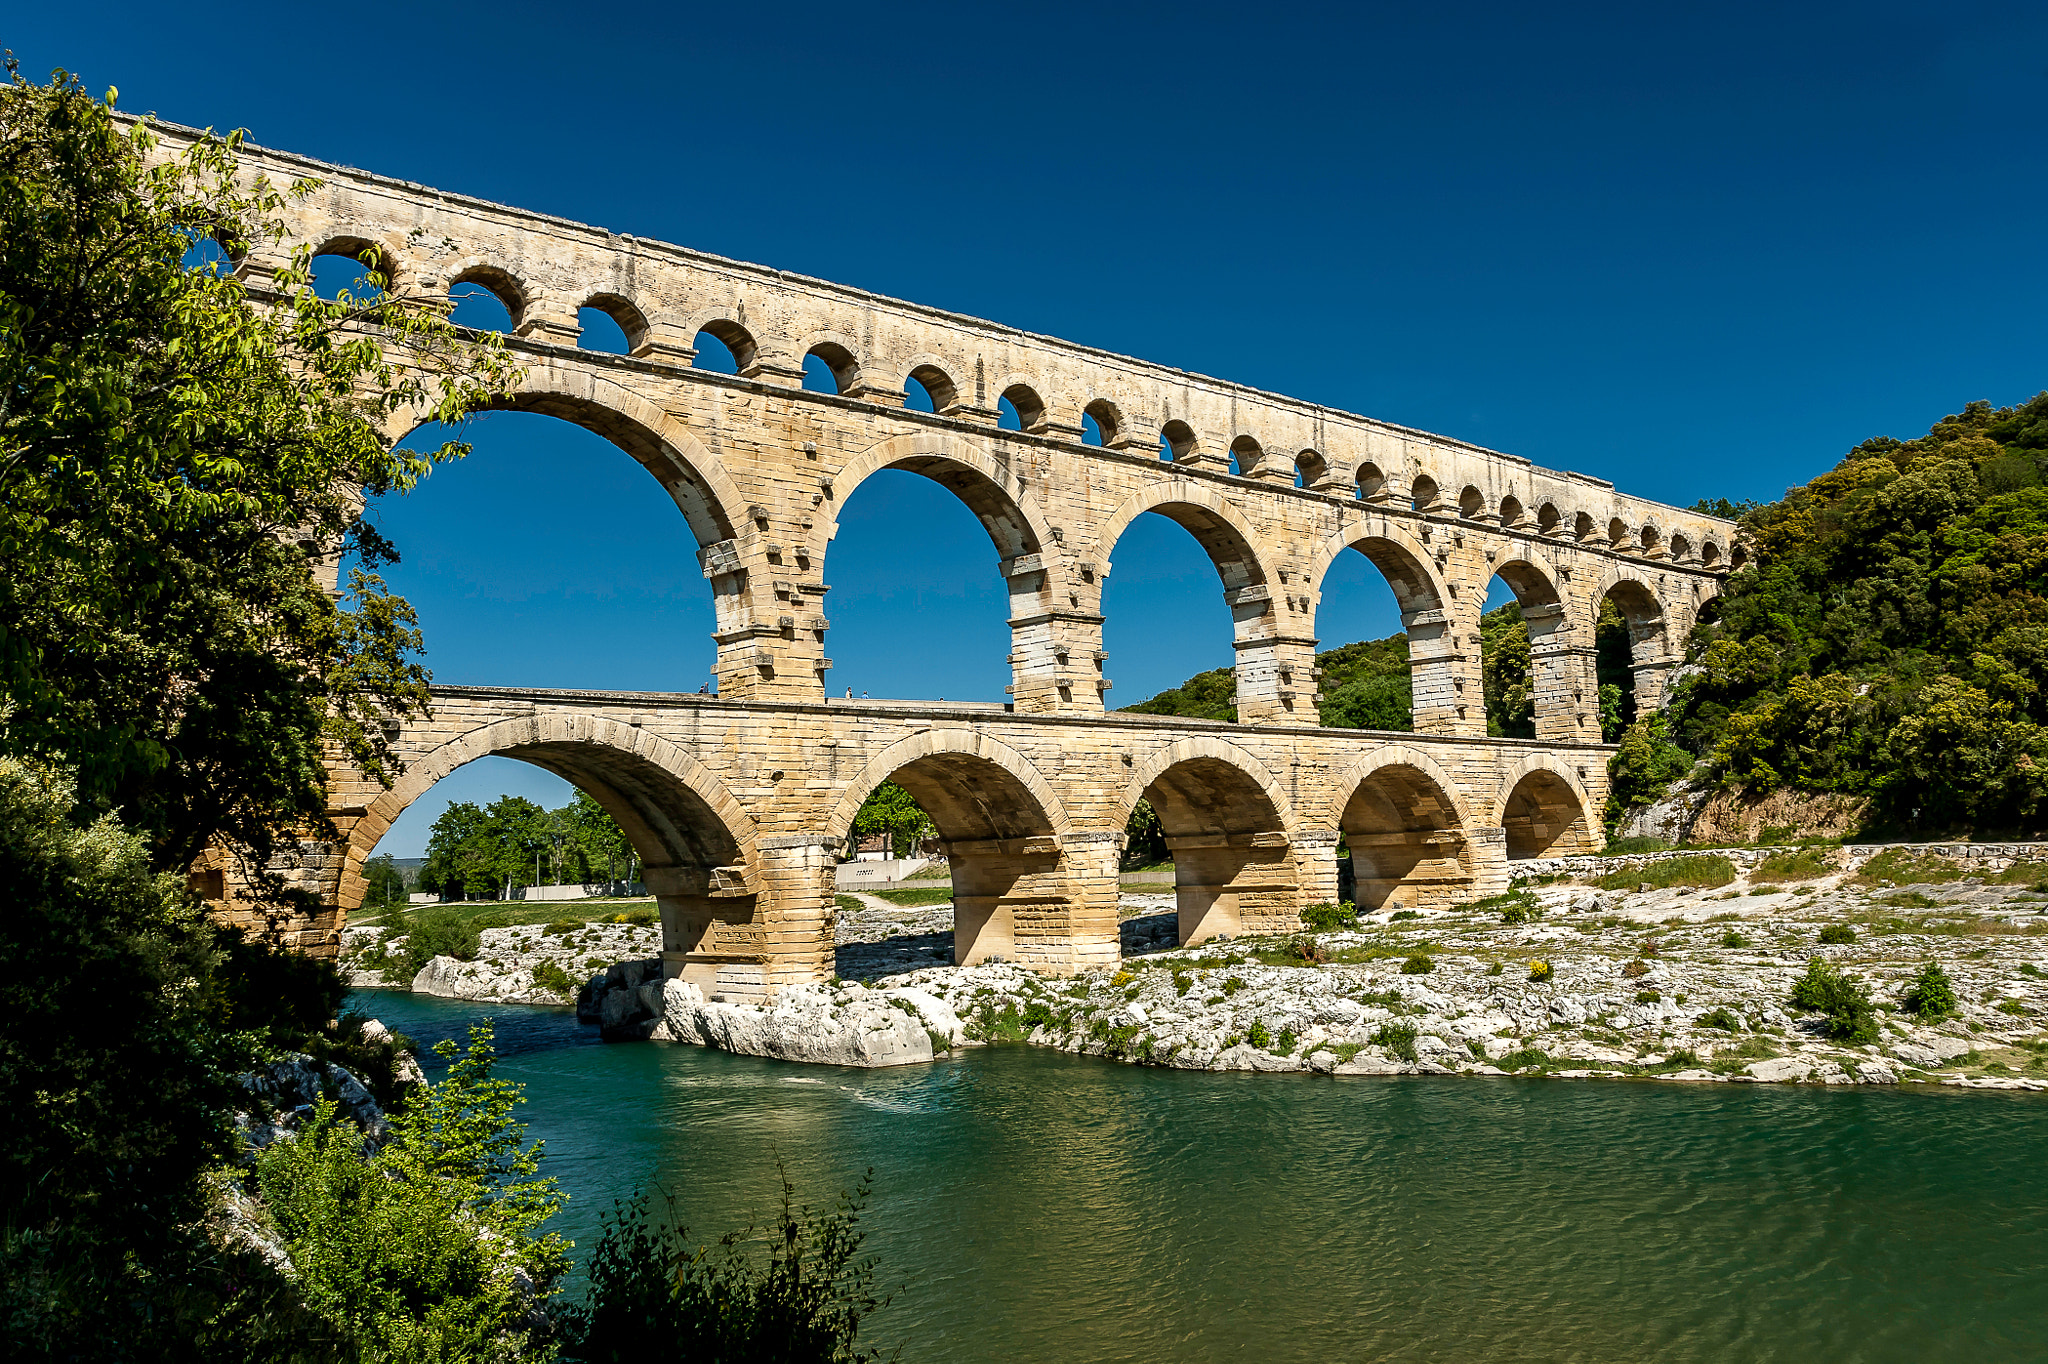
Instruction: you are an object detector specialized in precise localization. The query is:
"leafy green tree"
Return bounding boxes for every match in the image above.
[556,788,635,884]
[1479,603,1535,738]
[1689,496,1760,521]
[0,64,518,888]
[1605,713,1695,830]
[362,852,409,907]
[1124,797,1168,867]
[1667,392,2048,833]
[255,1022,567,1360]
[0,753,243,1355]
[850,780,936,858]
[419,795,552,898]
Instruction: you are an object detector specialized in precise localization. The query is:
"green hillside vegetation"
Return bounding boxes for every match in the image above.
[1655,392,2048,836]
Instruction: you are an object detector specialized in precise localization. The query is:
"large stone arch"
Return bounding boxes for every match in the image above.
[1593,564,1675,716]
[1118,735,1295,834]
[1307,515,1448,617]
[824,728,1081,967]
[825,431,1065,707]
[825,431,1054,562]
[1094,480,1277,593]
[1327,745,1474,910]
[1489,752,1601,859]
[338,711,757,916]
[824,727,1070,845]
[1120,737,1300,944]
[1308,515,1460,732]
[1094,480,1288,716]
[389,357,748,549]
[1485,546,1578,741]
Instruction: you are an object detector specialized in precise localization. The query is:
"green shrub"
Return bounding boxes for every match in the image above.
[1221,976,1245,997]
[257,1023,567,1360]
[1389,910,1423,922]
[1635,989,1661,1004]
[555,1174,891,1363]
[543,919,582,936]
[532,961,575,995]
[1471,888,1543,924]
[1173,971,1194,996]
[1497,1046,1549,1070]
[1721,929,1748,948]
[1300,901,1359,932]
[1817,923,1856,944]
[1273,1028,1298,1055]
[1592,854,1737,892]
[1400,954,1435,975]
[2020,962,2044,977]
[614,907,658,927]
[1246,1019,1272,1050]
[394,908,485,979]
[1486,961,1505,976]
[1790,957,1880,1042]
[1696,1007,1742,1031]
[1371,1021,1419,1062]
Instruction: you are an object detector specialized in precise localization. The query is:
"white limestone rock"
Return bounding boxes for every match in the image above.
[1744,1057,1813,1083]
[647,979,963,1068]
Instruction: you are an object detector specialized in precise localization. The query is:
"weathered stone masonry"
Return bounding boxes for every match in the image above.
[160,122,1733,993]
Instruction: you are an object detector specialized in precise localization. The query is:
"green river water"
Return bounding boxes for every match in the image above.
[354,989,2048,1362]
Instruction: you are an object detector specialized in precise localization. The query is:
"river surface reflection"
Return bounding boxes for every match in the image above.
[353,989,2048,1362]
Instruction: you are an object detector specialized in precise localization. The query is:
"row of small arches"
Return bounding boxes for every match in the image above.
[298,241,1737,570]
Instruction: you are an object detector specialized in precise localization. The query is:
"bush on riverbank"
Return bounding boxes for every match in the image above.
[1901,961,1960,1020]
[254,1023,567,1359]
[1791,958,1880,1042]
[556,1174,892,1363]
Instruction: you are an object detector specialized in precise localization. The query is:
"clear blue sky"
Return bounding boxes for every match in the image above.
[15,2,2045,855]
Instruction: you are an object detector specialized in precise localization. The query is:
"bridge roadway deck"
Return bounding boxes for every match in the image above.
[289,686,1614,996]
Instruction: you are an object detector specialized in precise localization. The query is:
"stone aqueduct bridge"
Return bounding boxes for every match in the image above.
[180,126,1735,994]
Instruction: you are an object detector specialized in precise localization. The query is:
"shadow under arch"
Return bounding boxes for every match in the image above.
[1593,565,1672,722]
[826,728,1082,969]
[1485,547,1576,741]
[338,710,762,988]
[1327,746,1471,910]
[1120,737,1298,945]
[1490,753,1600,860]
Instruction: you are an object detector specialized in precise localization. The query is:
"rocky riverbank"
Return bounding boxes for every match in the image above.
[578,845,2048,1086]
[359,845,2048,1088]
